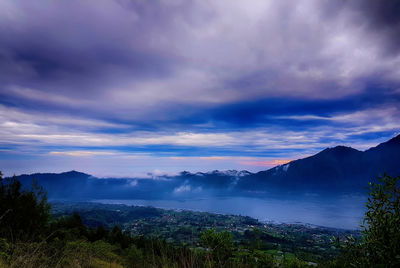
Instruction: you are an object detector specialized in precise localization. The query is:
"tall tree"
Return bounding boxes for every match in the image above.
[0,172,51,242]
[337,174,400,267]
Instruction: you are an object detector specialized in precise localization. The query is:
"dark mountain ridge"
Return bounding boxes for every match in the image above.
[242,135,400,193]
[8,134,400,199]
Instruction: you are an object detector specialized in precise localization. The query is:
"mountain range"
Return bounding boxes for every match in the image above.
[9,134,400,200]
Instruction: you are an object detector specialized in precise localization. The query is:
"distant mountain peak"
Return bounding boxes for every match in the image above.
[315,145,361,158]
[60,170,90,177]
[326,145,359,152]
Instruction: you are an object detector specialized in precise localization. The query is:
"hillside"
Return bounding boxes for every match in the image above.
[51,202,358,263]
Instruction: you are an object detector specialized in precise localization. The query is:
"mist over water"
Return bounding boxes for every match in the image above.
[94,195,366,230]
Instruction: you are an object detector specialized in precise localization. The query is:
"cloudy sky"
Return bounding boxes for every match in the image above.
[1,0,400,177]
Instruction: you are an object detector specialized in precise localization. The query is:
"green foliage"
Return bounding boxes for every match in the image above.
[0,173,51,242]
[201,229,233,266]
[123,244,143,267]
[52,201,346,263]
[49,212,88,241]
[60,239,120,267]
[0,238,10,263]
[337,174,400,267]
[363,175,400,265]
[233,249,277,267]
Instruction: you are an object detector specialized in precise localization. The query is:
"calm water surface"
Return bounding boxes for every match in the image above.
[93,195,366,230]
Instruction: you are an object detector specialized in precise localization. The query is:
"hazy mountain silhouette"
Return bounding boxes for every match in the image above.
[240,135,400,194]
[10,134,400,199]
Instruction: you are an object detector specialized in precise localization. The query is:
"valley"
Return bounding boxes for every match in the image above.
[52,202,359,264]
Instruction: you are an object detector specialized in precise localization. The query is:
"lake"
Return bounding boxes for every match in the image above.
[93,195,366,230]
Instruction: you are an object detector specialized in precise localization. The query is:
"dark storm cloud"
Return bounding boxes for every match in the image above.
[1,0,399,113]
[0,0,399,176]
[208,87,400,127]
[0,0,175,95]
[349,0,400,55]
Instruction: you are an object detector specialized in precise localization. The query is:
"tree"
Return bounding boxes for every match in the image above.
[337,174,400,267]
[0,172,51,242]
[124,244,144,268]
[201,229,233,266]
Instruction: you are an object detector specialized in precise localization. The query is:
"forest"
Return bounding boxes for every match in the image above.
[0,171,399,267]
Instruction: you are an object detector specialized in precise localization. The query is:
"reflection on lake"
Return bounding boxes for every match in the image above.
[94,195,366,230]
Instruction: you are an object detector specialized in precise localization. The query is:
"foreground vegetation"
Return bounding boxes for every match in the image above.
[1,171,399,267]
[331,175,400,267]
[52,202,357,264]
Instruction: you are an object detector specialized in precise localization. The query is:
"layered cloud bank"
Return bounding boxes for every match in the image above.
[1,0,399,176]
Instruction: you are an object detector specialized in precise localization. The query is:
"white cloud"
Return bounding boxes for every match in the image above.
[2,0,400,119]
[1,103,399,153]
[49,151,116,157]
[173,184,191,193]
[173,181,202,194]
[0,104,130,130]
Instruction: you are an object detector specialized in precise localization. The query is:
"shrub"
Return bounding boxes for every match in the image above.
[0,172,51,242]
[337,174,400,267]
[201,229,233,266]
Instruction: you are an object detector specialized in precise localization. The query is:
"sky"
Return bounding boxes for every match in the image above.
[1,0,400,177]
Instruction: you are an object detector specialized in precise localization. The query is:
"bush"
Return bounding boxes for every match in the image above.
[0,238,10,263]
[337,174,400,267]
[201,229,233,266]
[123,244,144,268]
[0,172,51,242]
